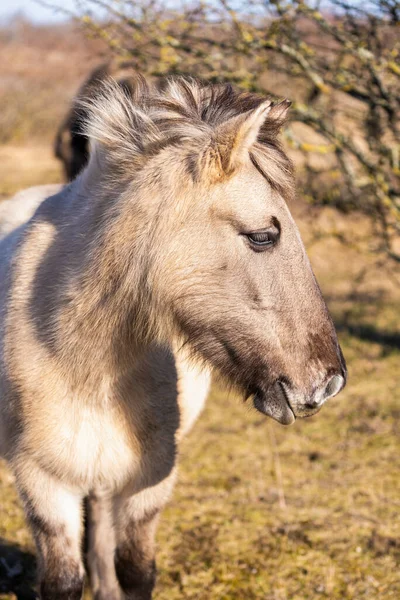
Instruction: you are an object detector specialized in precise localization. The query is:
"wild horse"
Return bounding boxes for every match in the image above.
[0,76,346,599]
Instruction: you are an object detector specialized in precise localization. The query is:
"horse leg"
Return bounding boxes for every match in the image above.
[114,509,158,600]
[113,473,176,600]
[14,462,85,600]
[86,491,121,600]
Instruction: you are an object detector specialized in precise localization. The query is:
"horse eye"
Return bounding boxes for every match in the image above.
[248,232,273,245]
[245,227,280,252]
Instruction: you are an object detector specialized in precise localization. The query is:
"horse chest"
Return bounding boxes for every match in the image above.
[28,398,141,491]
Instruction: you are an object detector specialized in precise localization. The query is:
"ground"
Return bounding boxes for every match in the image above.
[0,146,399,599]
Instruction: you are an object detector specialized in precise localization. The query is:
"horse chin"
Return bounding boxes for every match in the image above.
[251,386,296,426]
[292,405,322,419]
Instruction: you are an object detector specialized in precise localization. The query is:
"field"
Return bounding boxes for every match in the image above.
[0,19,399,600]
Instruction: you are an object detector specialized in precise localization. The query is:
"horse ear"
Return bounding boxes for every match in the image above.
[213,100,272,175]
[260,99,291,138]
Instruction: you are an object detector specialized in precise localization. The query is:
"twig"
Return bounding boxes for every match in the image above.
[268,423,287,510]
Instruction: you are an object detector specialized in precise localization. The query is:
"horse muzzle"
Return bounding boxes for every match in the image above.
[252,371,346,425]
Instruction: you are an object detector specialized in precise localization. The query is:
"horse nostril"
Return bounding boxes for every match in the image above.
[323,374,344,401]
[306,375,345,411]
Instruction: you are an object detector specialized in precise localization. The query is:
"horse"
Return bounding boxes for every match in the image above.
[0,76,346,599]
[55,61,139,181]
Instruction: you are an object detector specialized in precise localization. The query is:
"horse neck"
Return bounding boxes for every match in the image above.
[42,165,153,379]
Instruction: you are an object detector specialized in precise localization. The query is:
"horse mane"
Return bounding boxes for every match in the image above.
[82,75,294,198]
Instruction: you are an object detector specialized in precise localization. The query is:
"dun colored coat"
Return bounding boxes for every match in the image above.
[0,76,346,599]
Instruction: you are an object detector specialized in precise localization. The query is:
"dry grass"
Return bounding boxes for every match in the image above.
[0,145,61,199]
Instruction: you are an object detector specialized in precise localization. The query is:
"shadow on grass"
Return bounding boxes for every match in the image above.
[324,288,400,350]
[335,321,400,350]
[0,539,36,599]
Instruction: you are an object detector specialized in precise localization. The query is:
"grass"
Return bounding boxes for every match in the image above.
[0,145,62,199]
[0,145,399,599]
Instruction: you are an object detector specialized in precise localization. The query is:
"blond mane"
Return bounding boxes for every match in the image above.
[82,76,294,197]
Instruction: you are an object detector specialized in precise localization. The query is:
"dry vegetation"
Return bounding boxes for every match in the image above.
[0,10,399,600]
